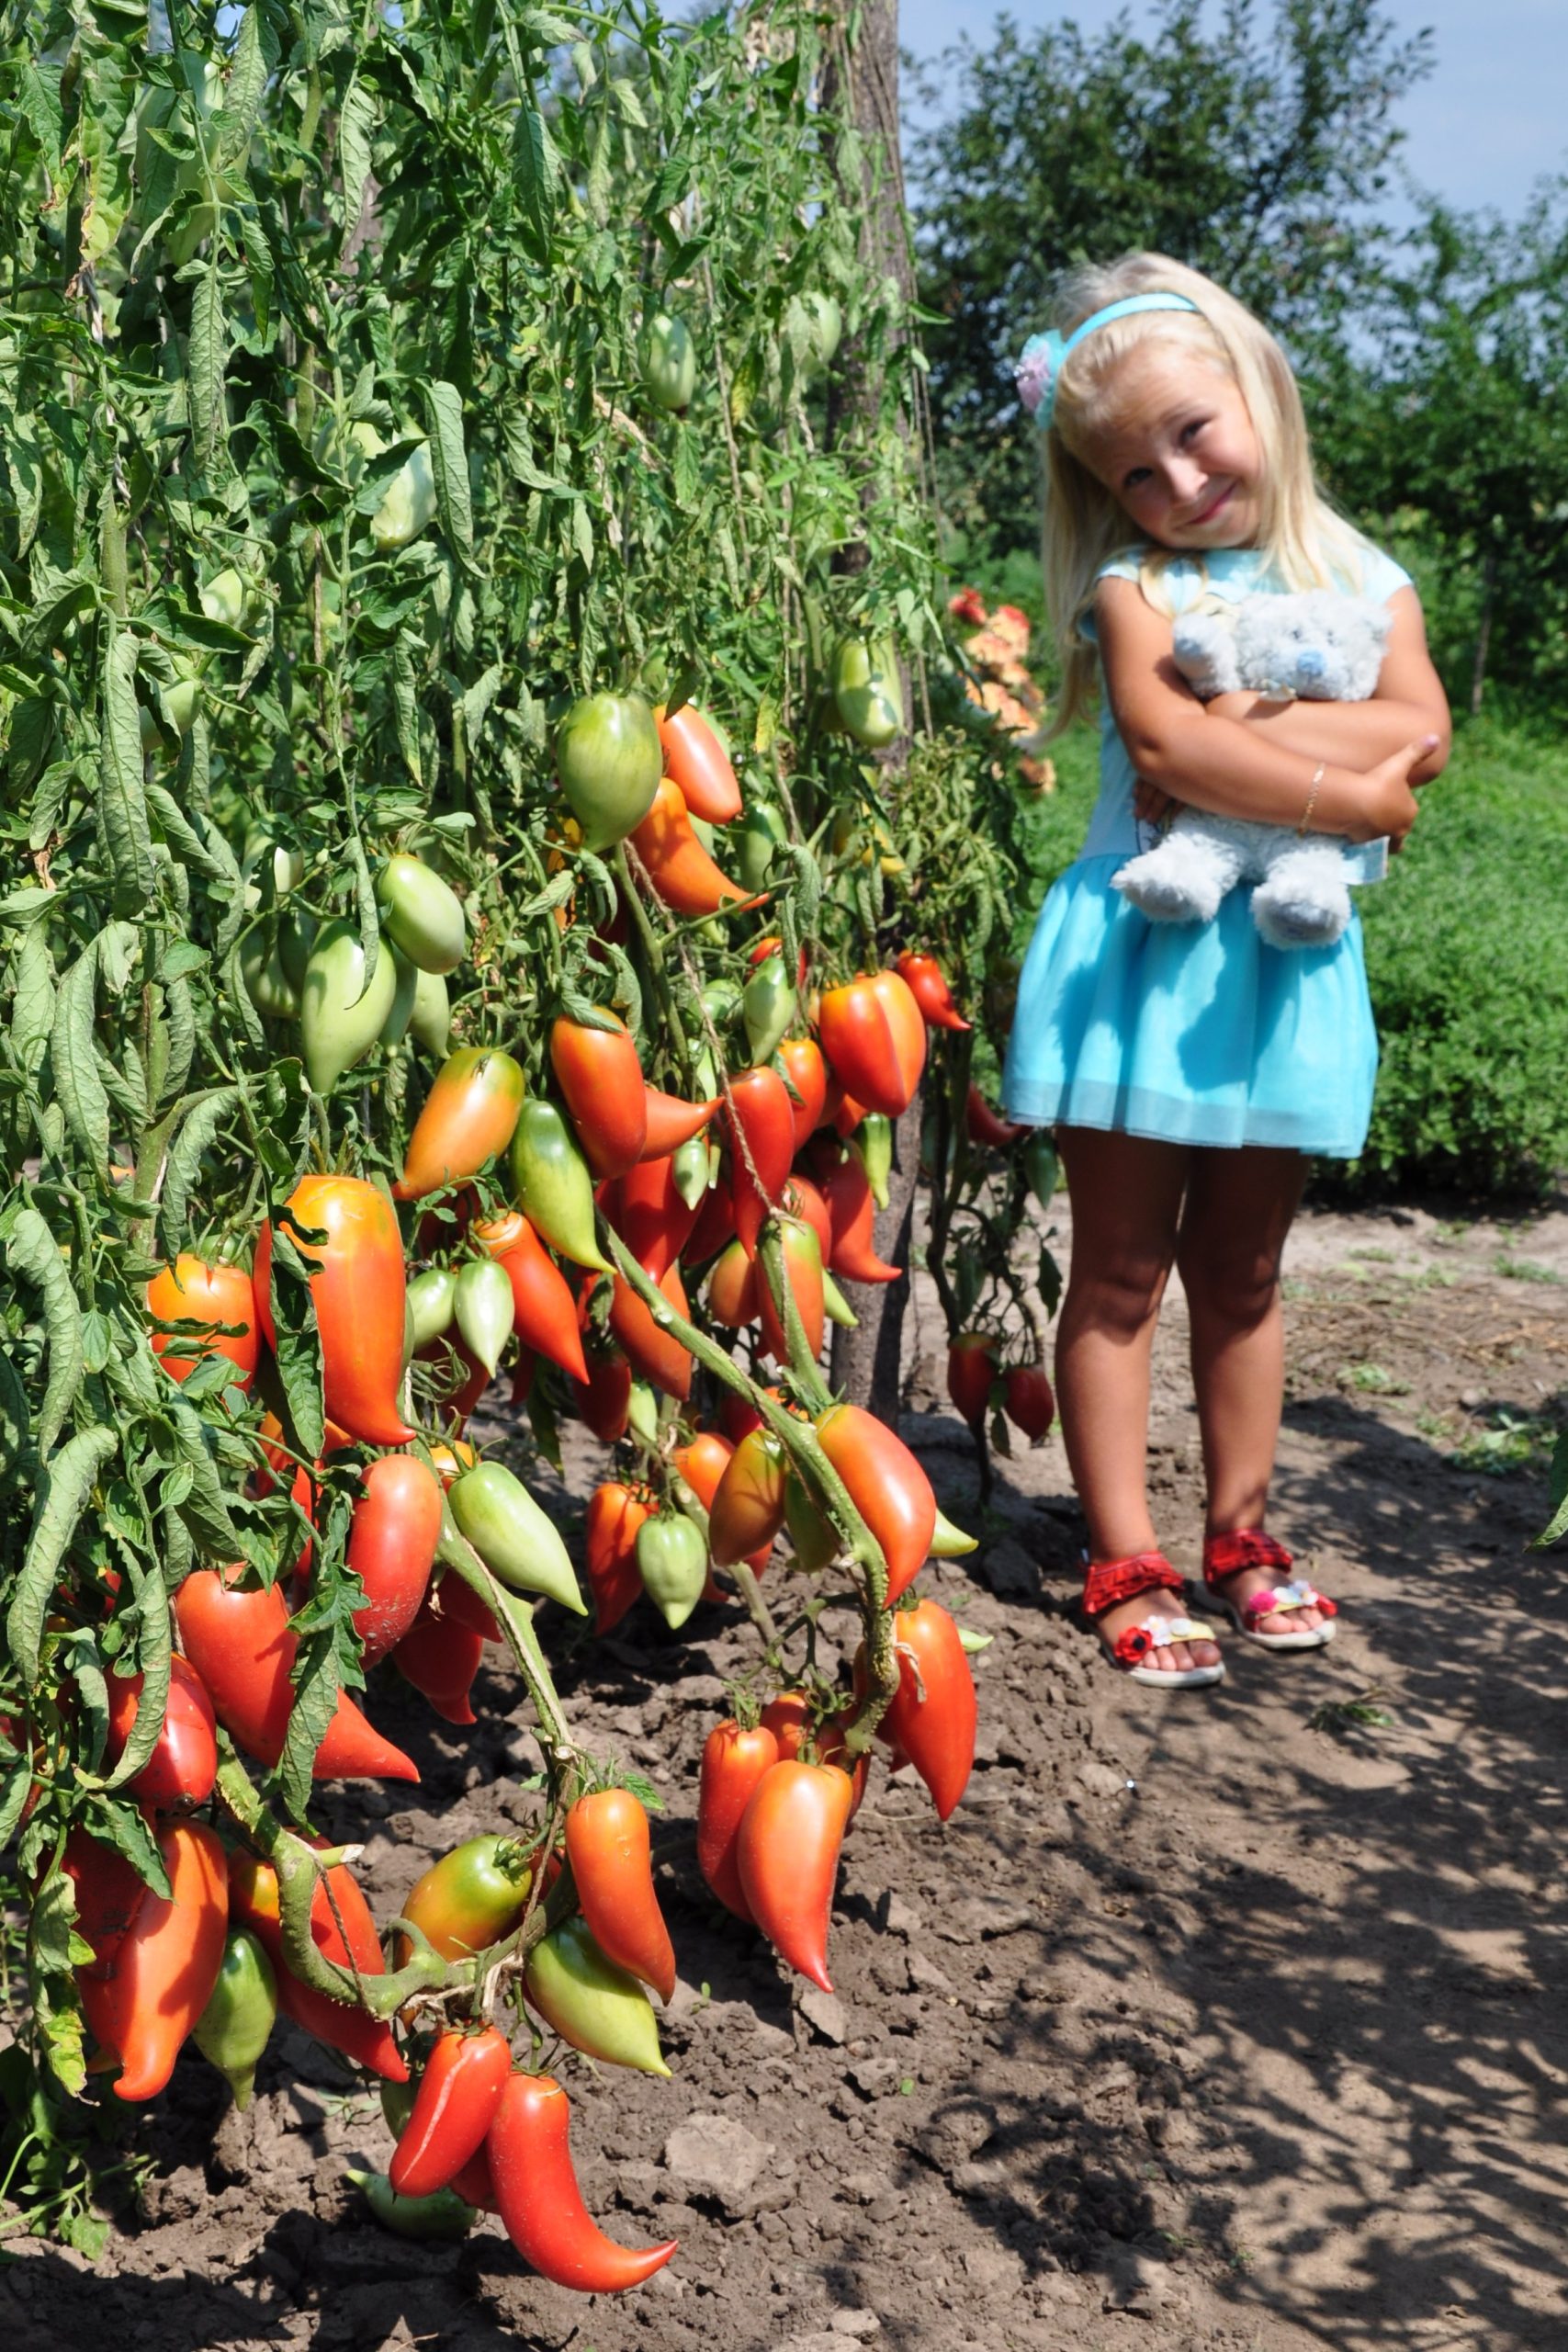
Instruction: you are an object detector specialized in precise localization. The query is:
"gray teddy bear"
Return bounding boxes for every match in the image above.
[1112,590,1392,949]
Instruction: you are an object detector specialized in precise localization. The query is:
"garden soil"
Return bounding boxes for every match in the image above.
[6,1194,1567,2352]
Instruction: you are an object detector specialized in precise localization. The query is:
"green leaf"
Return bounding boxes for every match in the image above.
[28,1869,88,2096]
[188,260,230,479]
[8,1425,118,1686]
[51,937,112,1170]
[265,1218,326,1464]
[513,107,559,253]
[7,1205,84,1458]
[162,1085,243,1250]
[278,1617,341,1822]
[423,380,476,571]
[166,1396,243,1558]
[104,1552,174,1793]
[11,926,55,1075]
[339,74,377,250]
[99,622,156,910]
[1535,1430,1568,1549]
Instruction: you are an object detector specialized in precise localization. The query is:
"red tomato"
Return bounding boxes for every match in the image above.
[254,1175,413,1445]
[600,1155,699,1279]
[776,1036,829,1147]
[434,1567,502,1644]
[629,777,748,917]
[475,1212,589,1383]
[696,1720,780,1920]
[564,1788,676,2003]
[103,1653,218,1811]
[724,1066,795,1257]
[608,1261,694,1400]
[895,951,971,1032]
[571,1330,632,1444]
[947,1332,998,1431]
[231,1848,407,2083]
[1003,1363,1055,1441]
[656,702,742,823]
[174,1566,418,1781]
[584,1482,651,1635]
[966,1085,1024,1149]
[816,970,926,1117]
[638,1084,719,1160]
[393,1591,486,1724]
[487,2073,679,2293]
[391,2028,512,2199]
[147,1254,258,1391]
[814,1402,936,1601]
[77,1820,229,2101]
[757,1216,825,1365]
[347,1453,442,1665]
[736,1759,854,1991]
[717,1389,763,1447]
[810,1143,900,1284]
[683,1173,736,1265]
[706,1238,759,1328]
[782,1174,832,1263]
[874,1597,978,1821]
[549,1012,648,1179]
[760,1693,869,1817]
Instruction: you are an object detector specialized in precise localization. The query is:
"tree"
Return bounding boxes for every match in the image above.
[906,0,1433,576]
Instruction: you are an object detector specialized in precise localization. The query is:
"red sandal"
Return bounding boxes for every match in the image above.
[1199,1530,1337,1652]
[1083,1551,1224,1690]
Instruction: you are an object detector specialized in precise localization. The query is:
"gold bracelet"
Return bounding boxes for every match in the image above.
[1297,762,1325,836]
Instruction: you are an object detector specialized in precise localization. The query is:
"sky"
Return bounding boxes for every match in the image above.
[898,0,1566,223]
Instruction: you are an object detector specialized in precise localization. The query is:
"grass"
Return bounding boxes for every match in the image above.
[1495,1254,1563,1285]
[1009,716,1568,1199]
[1309,1685,1396,1736]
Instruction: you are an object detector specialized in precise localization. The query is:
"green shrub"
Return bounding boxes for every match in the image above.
[1006,717,1568,1197]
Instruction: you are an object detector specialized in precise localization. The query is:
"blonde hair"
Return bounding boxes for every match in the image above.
[1038,254,1376,735]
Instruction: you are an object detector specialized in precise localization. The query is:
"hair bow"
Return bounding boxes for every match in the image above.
[1014,331,1066,429]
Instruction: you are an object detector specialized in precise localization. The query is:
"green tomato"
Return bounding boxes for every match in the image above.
[454,1258,514,1378]
[831,634,904,749]
[409,966,451,1057]
[641,311,696,413]
[378,945,419,1046]
[1022,1133,1059,1211]
[734,803,787,894]
[784,1472,839,1575]
[448,1463,586,1615]
[509,1099,611,1272]
[555,692,663,851]
[801,288,842,373]
[276,903,316,997]
[406,1265,457,1352]
[671,1133,711,1211]
[200,566,264,632]
[524,1917,671,2075]
[635,1511,706,1632]
[376,853,467,976]
[851,1113,893,1211]
[240,927,300,1023]
[346,2166,477,2241]
[192,1928,276,2110]
[299,920,401,1093]
[742,952,797,1067]
[370,441,438,553]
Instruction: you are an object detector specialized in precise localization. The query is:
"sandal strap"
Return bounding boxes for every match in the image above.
[1231,1578,1338,1632]
[1203,1528,1293,1580]
[1112,1614,1215,1666]
[1084,1550,1183,1620]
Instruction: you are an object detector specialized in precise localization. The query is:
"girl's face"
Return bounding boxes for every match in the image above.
[1079,347,1263,551]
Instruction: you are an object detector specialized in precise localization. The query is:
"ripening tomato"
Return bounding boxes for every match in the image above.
[390,2028,512,2199]
[895,951,970,1032]
[78,1819,229,2102]
[608,1261,694,1400]
[870,1596,977,1821]
[231,1847,408,2083]
[254,1174,413,1445]
[377,853,467,976]
[757,1216,825,1365]
[103,1654,218,1811]
[696,1719,780,1920]
[584,1481,652,1635]
[347,1453,442,1664]
[815,970,926,1118]
[1003,1363,1055,1442]
[708,1425,788,1566]
[488,2073,679,2293]
[550,1013,648,1180]
[810,1143,900,1284]
[556,692,663,849]
[638,1084,720,1161]
[600,1155,699,1280]
[396,1048,525,1200]
[630,778,749,917]
[147,1255,258,1391]
[815,1403,936,1602]
[947,1332,999,1431]
[395,1835,533,1966]
[736,1759,853,1991]
[564,1789,676,2004]
[656,702,741,822]
[966,1085,1024,1150]
[394,1590,486,1724]
[724,1066,795,1257]
[776,1036,829,1146]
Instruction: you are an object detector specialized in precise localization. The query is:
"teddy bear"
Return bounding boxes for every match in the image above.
[1111,589,1392,949]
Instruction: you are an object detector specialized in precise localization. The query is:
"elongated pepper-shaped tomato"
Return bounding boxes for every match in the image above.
[175,1567,419,1781]
[873,1596,978,1822]
[894,950,971,1032]
[565,1788,676,2003]
[393,1590,486,1724]
[655,701,742,823]
[395,1047,525,1201]
[696,1719,779,1921]
[475,1212,589,1382]
[629,776,748,918]
[812,1144,901,1285]
[487,2073,679,2293]
[549,1012,647,1180]
[815,970,926,1117]
[600,1155,700,1279]
[736,1758,854,1993]
[347,1453,443,1665]
[147,1254,258,1391]
[637,1084,719,1161]
[757,1216,825,1365]
[584,1481,651,1635]
[776,1035,829,1147]
[724,1066,795,1257]
[390,2027,512,2199]
[78,1819,229,2101]
[230,1849,407,2083]
[608,1261,693,1400]
[707,1426,788,1567]
[254,1173,413,1444]
[103,1652,218,1811]
[814,1403,936,1602]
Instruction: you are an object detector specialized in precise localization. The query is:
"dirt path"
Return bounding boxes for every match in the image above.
[4,1198,1565,2352]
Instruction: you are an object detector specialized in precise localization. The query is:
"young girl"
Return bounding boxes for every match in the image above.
[1004,254,1450,1688]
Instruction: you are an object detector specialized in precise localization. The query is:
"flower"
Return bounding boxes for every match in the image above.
[1013,331,1063,422]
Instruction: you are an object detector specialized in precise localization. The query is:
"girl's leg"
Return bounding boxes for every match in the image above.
[1055,1126,1220,1676]
[1176,1145,1326,1636]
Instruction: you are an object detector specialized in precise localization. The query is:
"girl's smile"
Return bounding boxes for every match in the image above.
[1080,352,1263,550]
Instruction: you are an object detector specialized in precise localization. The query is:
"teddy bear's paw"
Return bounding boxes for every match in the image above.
[1251,870,1351,950]
[1112,841,1228,925]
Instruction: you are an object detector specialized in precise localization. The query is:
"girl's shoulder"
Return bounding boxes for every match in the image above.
[1088,539,1416,631]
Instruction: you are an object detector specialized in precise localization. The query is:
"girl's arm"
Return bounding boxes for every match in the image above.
[1201,590,1451,780]
[1096,578,1433,844]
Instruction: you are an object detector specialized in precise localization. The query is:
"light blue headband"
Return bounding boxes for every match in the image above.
[1015,292,1201,430]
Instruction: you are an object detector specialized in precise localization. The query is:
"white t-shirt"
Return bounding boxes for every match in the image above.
[1077,540,1415,879]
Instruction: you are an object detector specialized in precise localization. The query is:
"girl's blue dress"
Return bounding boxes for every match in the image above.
[1001,543,1412,1158]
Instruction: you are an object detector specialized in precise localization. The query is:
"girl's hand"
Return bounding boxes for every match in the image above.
[1342,734,1438,848]
[1133,775,1182,828]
